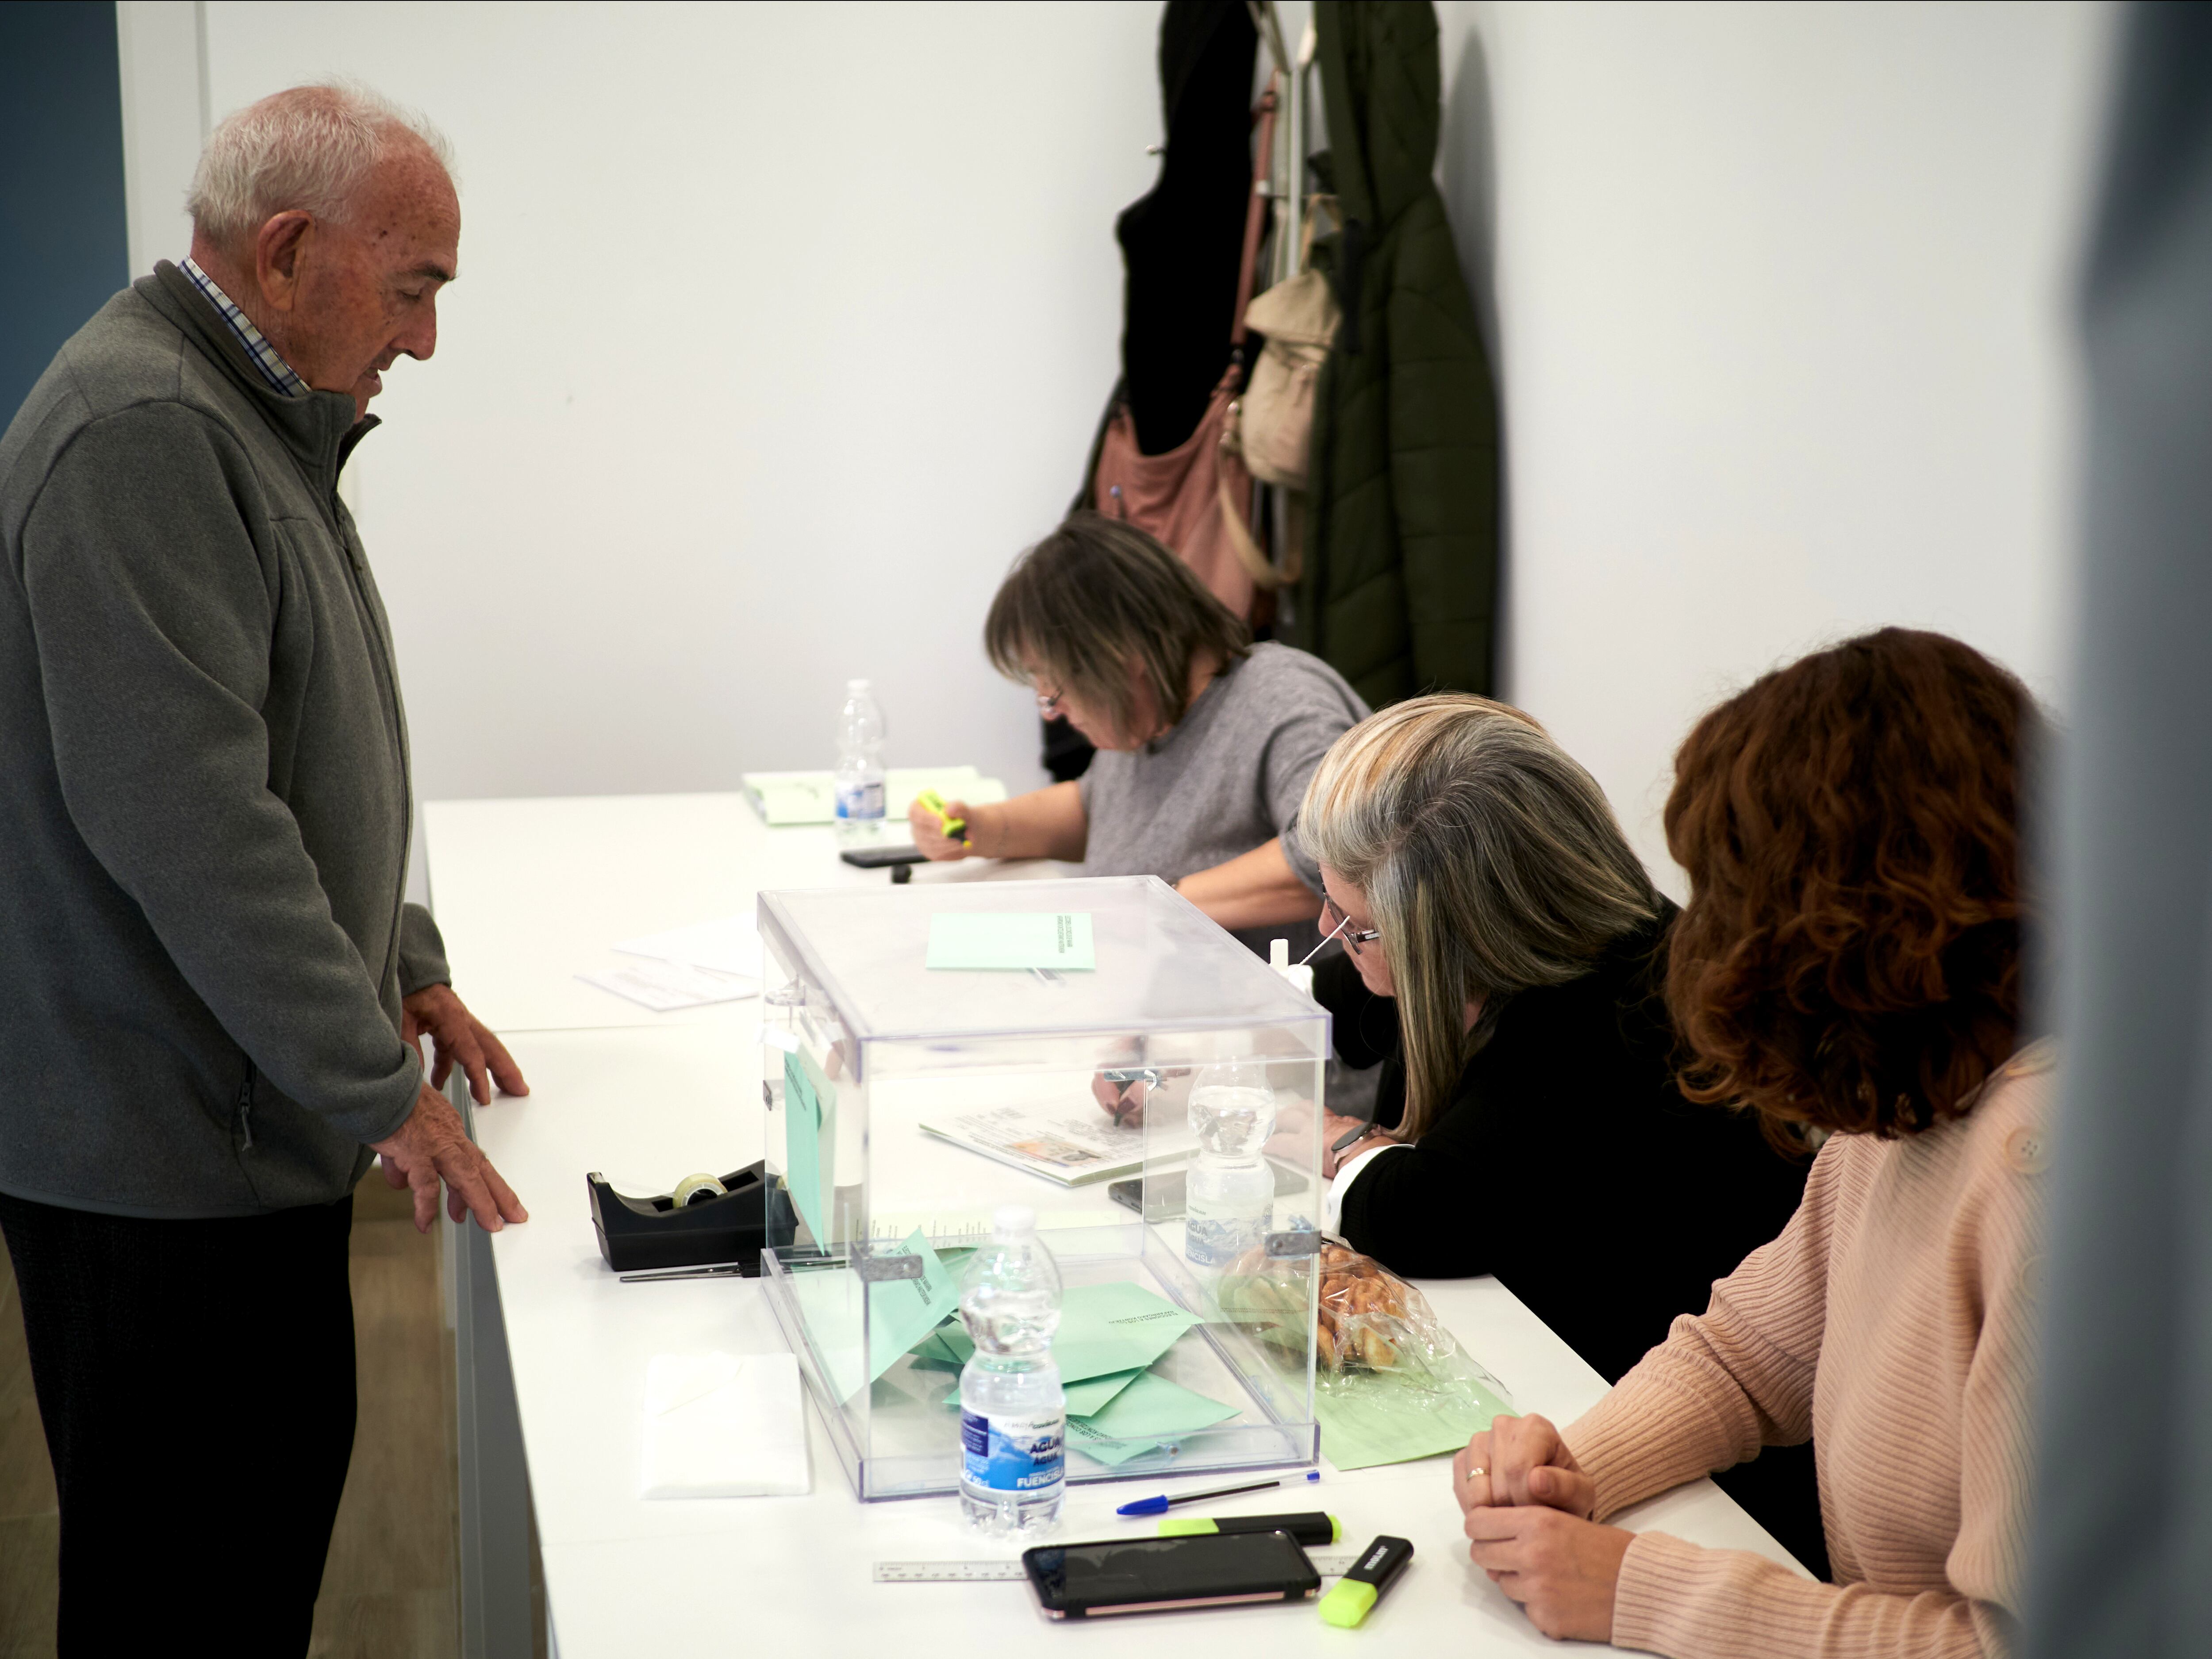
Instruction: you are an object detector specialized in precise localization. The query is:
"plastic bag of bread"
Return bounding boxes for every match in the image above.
[1217,1235,1516,1464]
[1217,1237,1440,1375]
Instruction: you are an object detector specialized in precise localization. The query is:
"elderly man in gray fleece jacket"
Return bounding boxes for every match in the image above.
[0,84,526,1650]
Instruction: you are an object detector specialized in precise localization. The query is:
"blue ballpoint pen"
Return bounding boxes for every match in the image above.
[1116,1472,1320,1517]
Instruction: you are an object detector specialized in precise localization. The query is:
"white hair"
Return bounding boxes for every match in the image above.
[188,80,454,250]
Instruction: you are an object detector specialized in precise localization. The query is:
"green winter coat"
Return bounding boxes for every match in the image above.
[1295,0,1499,705]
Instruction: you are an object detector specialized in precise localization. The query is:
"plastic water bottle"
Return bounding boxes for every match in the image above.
[834,678,886,849]
[957,1205,1066,1535]
[1185,1056,1278,1271]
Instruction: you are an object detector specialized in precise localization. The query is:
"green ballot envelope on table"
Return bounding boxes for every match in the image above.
[752,876,1329,1501]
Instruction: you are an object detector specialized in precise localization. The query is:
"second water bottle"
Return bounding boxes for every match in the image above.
[834,678,886,848]
[956,1205,1065,1536]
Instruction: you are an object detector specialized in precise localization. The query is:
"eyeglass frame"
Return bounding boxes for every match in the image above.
[1318,895,1382,956]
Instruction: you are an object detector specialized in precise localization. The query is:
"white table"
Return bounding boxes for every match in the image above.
[424,793,1804,1658]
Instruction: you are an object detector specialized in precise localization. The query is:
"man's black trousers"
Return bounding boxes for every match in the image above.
[0,1188,357,1656]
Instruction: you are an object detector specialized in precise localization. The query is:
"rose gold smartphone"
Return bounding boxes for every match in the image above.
[1021,1530,1319,1620]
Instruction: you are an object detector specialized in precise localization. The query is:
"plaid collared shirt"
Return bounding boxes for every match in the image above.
[180,257,307,399]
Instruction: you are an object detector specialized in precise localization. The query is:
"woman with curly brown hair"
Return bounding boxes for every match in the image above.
[1452,628,2045,1657]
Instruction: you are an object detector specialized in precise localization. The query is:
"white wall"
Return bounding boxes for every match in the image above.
[115,1,206,279]
[115,2,2119,899]
[1432,0,2115,890]
[142,2,1164,893]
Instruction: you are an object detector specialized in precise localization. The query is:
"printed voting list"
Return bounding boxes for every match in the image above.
[926,912,1095,972]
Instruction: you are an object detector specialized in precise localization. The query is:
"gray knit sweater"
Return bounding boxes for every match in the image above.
[0,263,447,1217]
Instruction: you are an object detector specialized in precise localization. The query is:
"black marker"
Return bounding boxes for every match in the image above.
[1159,1511,1340,1548]
[1317,1534,1414,1627]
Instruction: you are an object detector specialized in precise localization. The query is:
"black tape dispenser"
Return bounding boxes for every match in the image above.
[587,1160,780,1275]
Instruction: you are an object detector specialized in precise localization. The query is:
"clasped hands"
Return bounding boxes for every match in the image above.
[1453,1414,1633,1644]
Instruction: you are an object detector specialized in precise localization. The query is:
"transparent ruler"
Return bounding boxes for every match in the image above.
[874,1552,1359,1583]
[874,1561,1026,1582]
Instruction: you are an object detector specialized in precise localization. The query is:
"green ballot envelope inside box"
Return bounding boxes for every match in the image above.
[925,912,1094,972]
[915,1281,1199,1380]
[918,1283,1237,1466]
[1062,1372,1241,1466]
[782,1047,835,1247]
[784,1230,962,1405]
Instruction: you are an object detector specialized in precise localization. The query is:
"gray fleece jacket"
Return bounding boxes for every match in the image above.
[0,262,449,1218]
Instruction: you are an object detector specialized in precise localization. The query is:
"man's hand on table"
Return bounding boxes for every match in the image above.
[372,1080,530,1235]
[1453,1415,1630,1644]
[403,982,528,1104]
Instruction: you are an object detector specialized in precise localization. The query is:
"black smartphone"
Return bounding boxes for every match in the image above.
[1108,1163,1308,1221]
[837,845,927,870]
[1022,1529,1319,1619]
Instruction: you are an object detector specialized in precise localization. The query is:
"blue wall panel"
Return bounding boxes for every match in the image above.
[0,1,131,429]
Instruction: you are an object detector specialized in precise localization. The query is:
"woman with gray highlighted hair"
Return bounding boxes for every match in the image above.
[1301,695,1827,1575]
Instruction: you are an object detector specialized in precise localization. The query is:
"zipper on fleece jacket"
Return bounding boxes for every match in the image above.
[235,1073,255,1151]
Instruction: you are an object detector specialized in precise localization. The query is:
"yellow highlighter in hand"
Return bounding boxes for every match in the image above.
[914,788,968,845]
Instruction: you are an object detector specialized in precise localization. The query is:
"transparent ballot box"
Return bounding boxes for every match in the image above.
[754,876,1327,1501]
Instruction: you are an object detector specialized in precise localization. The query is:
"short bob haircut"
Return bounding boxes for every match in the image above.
[1664,627,2031,1144]
[984,512,1251,745]
[1299,694,1662,1138]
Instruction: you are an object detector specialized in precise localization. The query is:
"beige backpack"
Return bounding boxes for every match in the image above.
[1228,196,1343,496]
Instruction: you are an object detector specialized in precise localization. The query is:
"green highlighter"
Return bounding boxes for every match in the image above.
[1159,1511,1340,1548]
[1317,1535,1415,1628]
[913,788,966,843]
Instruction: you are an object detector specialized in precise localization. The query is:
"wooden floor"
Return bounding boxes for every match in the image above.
[0,1180,463,1658]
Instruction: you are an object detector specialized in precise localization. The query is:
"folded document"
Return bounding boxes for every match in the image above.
[641,1351,810,1499]
[741,766,1009,828]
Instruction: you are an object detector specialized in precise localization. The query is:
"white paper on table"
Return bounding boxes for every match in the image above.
[642,1351,811,1499]
[577,958,759,1012]
[614,914,765,979]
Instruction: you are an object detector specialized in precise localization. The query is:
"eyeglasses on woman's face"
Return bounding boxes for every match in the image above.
[1035,686,1065,718]
[1319,895,1382,956]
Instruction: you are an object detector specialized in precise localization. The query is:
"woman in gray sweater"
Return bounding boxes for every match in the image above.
[909,512,1367,957]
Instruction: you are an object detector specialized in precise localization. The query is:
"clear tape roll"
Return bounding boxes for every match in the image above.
[672,1172,726,1208]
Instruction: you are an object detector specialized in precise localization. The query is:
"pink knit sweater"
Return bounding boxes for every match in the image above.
[1563,1042,2051,1659]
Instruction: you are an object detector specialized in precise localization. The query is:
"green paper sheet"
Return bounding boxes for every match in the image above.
[926,912,1095,972]
[906,1325,965,1371]
[920,1282,1200,1382]
[783,1047,834,1245]
[786,1230,961,1403]
[942,1367,1146,1417]
[1312,1350,1516,1471]
[1065,1372,1240,1467]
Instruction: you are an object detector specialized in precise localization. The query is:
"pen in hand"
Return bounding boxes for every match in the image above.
[1098,1068,1162,1127]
